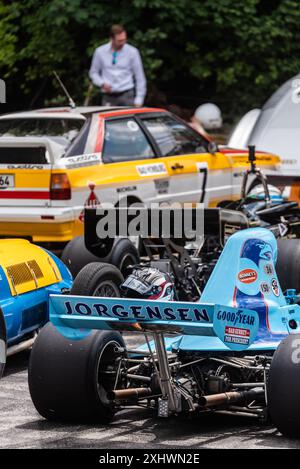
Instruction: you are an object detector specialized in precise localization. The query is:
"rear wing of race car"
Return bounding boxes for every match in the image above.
[49,294,259,352]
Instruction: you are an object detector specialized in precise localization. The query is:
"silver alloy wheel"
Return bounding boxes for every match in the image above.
[93,280,120,297]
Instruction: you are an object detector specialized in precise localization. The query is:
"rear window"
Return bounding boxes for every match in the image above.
[0,147,47,164]
[0,118,84,146]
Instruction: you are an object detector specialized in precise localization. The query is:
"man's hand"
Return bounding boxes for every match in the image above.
[102,83,112,94]
[134,98,143,107]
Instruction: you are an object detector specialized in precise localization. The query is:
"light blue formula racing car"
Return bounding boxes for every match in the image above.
[28,228,300,437]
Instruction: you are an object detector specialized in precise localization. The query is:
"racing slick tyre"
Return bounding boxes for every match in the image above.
[268,333,300,437]
[71,262,124,297]
[0,310,6,379]
[28,324,125,423]
[276,238,300,292]
[110,238,140,276]
[61,235,109,278]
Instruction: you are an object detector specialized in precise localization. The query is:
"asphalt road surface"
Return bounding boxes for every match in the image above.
[1,333,300,450]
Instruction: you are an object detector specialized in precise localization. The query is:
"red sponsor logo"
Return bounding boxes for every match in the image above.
[238,268,257,284]
[225,326,250,337]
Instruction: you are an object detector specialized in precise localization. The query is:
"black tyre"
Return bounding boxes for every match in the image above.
[71,262,123,297]
[28,323,125,423]
[110,238,140,276]
[276,238,300,292]
[61,236,109,278]
[268,334,300,437]
[0,310,6,379]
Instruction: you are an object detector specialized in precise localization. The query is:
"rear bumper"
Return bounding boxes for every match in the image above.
[0,207,83,243]
[0,206,76,223]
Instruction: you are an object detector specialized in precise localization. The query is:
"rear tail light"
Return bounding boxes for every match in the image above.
[50,173,71,200]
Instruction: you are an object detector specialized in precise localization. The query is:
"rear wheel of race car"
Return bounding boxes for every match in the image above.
[110,238,140,277]
[268,333,300,437]
[71,262,123,297]
[276,238,300,292]
[61,235,109,278]
[28,323,125,423]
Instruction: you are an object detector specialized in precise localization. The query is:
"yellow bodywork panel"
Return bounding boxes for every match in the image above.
[0,239,62,296]
[54,151,280,188]
[0,150,280,244]
[0,220,84,243]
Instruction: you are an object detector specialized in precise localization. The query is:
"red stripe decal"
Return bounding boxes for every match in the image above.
[0,191,49,199]
[100,107,165,119]
[94,117,105,153]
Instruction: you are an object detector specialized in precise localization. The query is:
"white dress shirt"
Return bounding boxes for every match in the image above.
[89,42,147,106]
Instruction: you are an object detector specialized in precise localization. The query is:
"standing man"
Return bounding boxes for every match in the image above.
[89,25,147,106]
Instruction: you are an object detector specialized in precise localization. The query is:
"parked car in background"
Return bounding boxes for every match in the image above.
[229,73,300,182]
[0,238,72,379]
[0,106,281,250]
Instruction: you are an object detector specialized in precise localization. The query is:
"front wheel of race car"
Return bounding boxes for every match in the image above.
[268,333,300,437]
[28,323,126,423]
[71,262,124,297]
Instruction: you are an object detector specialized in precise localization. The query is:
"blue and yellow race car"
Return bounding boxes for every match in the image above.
[0,239,72,378]
[28,226,300,438]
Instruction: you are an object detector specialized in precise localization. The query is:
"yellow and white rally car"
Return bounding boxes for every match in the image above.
[0,106,281,248]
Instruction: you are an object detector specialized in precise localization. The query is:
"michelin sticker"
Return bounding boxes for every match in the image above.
[136,163,167,177]
[213,306,259,351]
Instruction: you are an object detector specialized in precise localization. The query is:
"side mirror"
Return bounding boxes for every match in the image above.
[208,141,218,154]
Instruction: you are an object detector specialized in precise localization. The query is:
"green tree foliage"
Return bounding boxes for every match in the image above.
[1,0,300,119]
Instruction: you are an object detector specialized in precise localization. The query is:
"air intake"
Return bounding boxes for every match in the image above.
[6,262,33,285]
[27,260,44,279]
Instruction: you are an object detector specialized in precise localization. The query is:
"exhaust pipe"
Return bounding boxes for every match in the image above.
[108,387,153,401]
[199,387,264,408]
[7,335,36,357]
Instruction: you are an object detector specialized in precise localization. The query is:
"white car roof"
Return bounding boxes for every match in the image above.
[0,112,86,120]
[0,106,128,120]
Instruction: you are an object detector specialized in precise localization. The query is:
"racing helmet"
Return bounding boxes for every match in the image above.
[247,184,284,203]
[120,267,174,301]
[194,103,223,130]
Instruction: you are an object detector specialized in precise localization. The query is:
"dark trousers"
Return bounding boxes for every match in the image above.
[102,89,135,106]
